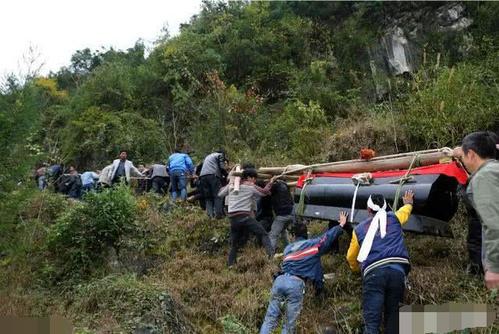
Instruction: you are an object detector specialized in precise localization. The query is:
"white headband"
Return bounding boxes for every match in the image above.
[367,196,387,212]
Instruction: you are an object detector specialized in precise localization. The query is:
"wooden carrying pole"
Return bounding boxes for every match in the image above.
[258,147,454,176]
[230,172,299,181]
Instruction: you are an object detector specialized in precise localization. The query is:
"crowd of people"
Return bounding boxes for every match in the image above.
[32,131,499,334]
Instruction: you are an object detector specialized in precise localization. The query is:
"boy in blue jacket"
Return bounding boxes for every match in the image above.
[260,214,350,334]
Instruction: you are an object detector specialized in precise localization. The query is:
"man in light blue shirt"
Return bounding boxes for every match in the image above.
[167,148,195,201]
[80,171,100,193]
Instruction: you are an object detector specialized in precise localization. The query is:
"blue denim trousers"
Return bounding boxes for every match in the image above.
[362,266,405,334]
[38,175,47,190]
[260,273,305,334]
[82,183,94,193]
[170,170,187,200]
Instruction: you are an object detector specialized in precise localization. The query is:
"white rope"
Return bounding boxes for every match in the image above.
[350,183,360,223]
[350,173,372,223]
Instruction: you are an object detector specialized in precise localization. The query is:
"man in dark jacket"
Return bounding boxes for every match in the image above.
[67,166,82,199]
[268,179,295,252]
[199,149,227,218]
[260,219,350,334]
[256,181,274,233]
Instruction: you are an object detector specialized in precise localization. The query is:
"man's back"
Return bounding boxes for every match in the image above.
[81,171,98,185]
[281,226,342,288]
[99,165,113,185]
[200,152,224,177]
[227,184,264,213]
[168,153,193,173]
[355,212,409,275]
[151,164,168,178]
[270,181,293,216]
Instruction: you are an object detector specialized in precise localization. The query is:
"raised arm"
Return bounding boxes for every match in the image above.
[252,178,275,197]
[317,225,343,256]
[346,232,361,273]
[338,211,360,272]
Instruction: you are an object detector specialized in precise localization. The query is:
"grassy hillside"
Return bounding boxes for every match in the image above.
[0,189,497,333]
[1,1,498,333]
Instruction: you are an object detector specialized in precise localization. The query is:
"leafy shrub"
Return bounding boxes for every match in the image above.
[62,107,166,169]
[266,100,332,163]
[402,60,499,148]
[46,185,137,281]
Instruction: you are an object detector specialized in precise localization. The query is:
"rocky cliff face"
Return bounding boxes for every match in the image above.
[368,2,473,100]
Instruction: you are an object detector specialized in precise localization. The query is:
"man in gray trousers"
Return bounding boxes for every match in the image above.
[199,149,228,218]
[268,179,295,252]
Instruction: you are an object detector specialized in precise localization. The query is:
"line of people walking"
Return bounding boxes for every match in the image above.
[32,131,499,333]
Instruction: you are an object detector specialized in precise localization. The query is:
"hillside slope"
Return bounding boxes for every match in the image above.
[0,190,497,333]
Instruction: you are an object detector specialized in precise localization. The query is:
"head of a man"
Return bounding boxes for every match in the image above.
[461,132,497,173]
[242,168,258,184]
[119,150,128,161]
[217,148,228,163]
[242,162,256,170]
[290,223,308,242]
[367,193,386,216]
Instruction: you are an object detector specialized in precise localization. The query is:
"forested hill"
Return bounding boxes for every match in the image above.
[1,1,498,188]
[0,1,499,333]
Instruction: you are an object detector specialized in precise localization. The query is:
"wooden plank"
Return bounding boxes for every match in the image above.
[281,148,454,175]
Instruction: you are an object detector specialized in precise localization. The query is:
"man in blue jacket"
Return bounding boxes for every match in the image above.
[167,148,195,201]
[260,215,350,334]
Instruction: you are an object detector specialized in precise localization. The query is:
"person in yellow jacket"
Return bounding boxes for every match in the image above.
[343,190,414,334]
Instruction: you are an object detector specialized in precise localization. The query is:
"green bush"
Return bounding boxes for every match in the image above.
[402,60,499,148]
[265,100,331,163]
[46,185,137,281]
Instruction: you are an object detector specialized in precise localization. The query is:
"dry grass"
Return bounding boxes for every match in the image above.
[1,195,498,333]
[324,113,411,162]
[141,204,498,333]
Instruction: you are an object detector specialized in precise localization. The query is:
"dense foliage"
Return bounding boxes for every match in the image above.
[46,185,138,281]
[1,2,498,181]
[0,2,498,331]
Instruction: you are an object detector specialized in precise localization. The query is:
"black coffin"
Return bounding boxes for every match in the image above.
[293,174,460,237]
